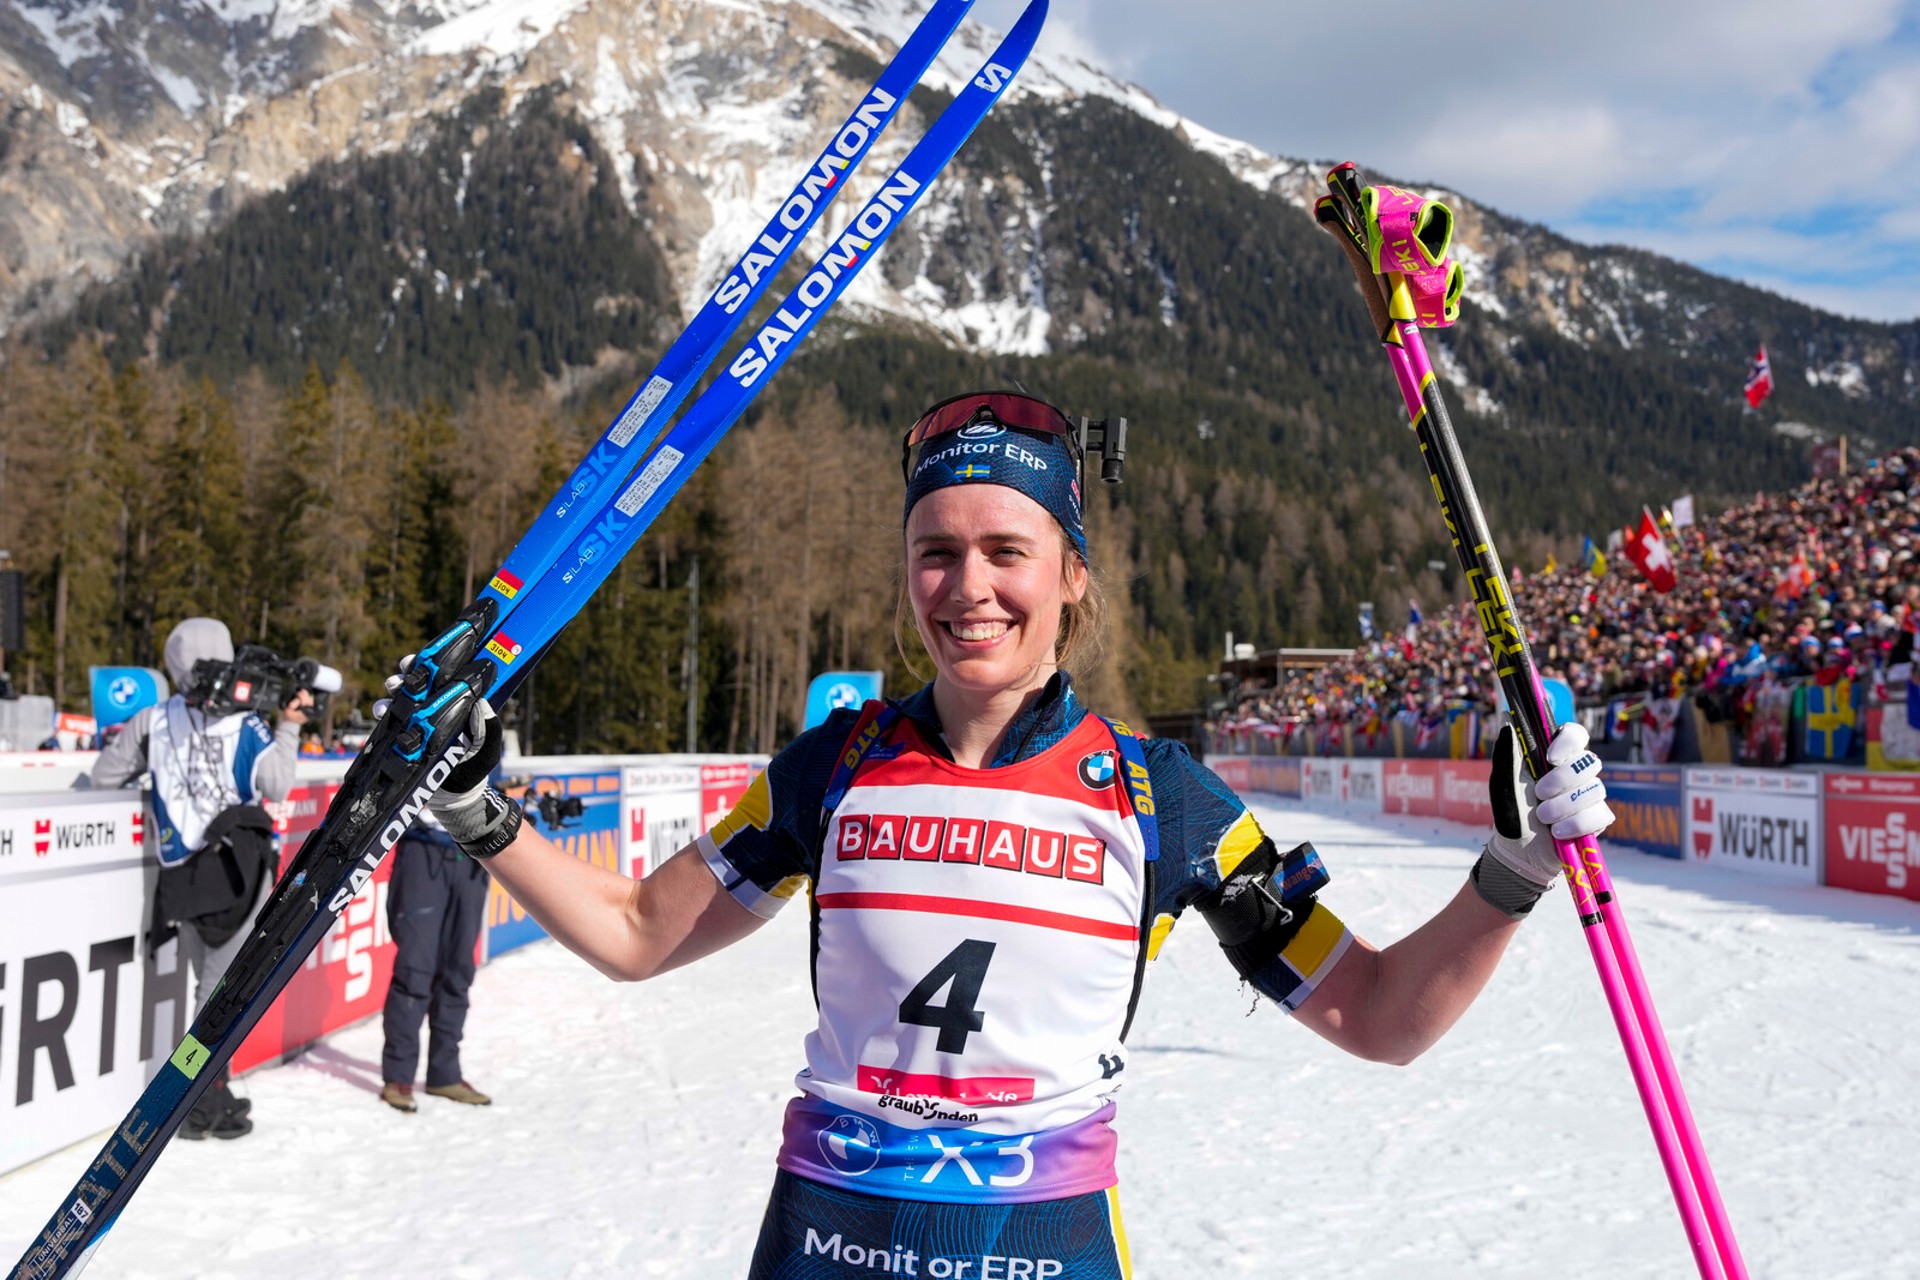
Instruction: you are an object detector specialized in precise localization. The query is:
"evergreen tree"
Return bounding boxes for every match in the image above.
[150,377,249,636]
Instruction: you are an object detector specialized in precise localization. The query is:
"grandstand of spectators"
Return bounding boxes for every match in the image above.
[1210,447,1920,759]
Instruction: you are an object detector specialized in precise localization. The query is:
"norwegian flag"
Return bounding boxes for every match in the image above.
[1744,345,1774,409]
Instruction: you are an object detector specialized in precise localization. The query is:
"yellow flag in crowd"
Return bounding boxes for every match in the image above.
[1581,536,1608,579]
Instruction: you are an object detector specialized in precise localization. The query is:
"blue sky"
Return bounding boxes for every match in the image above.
[976,0,1920,324]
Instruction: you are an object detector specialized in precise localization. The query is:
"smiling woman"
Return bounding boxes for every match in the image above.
[406,387,1615,1279]
[894,392,1108,761]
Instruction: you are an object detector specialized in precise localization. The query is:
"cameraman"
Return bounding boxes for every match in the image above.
[91,617,312,1141]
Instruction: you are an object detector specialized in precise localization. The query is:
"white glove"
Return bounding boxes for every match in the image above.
[1475,722,1613,916]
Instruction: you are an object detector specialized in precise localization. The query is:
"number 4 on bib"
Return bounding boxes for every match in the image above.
[900,939,996,1054]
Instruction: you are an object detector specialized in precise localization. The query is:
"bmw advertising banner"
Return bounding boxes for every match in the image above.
[804,671,884,730]
[88,666,168,729]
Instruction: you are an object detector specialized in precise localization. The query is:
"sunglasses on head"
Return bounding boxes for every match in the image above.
[900,391,1128,485]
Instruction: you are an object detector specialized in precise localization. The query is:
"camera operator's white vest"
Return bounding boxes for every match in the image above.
[146,695,275,866]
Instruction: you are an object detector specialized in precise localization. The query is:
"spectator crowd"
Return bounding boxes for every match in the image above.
[1213,448,1920,756]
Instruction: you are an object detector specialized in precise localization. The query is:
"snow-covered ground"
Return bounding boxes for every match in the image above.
[4,799,1916,1278]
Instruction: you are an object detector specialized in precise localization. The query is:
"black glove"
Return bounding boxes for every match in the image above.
[380,658,518,859]
[426,697,518,858]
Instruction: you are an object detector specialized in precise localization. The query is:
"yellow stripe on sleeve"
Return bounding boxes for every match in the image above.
[1281,901,1348,982]
[709,771,773,846]
[1144,912,1175,962]
[1211,810,1265,882]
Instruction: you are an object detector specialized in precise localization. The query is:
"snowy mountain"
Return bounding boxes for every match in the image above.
[3,0,1915,408]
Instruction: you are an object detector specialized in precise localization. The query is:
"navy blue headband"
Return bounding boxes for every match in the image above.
[903,423,1087,561]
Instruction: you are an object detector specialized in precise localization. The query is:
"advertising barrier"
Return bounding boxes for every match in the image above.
[1437,760,1494,828]
[1823,772,1920,901]
[1206,756,1300,798]
[1684,768,1822,885]
[0,751,770,1178]
[1383,759,1440,818]
[486,770,623,960]
[229,781,390,1075]
[622,763,702,880]
[1207,757,1250,793]
[1341,759,1383,814]
[700,762,758,833]
[1258,757,1303,798]
[1211,747,1919,910]
[1301,759,1339,804]
[0,791,162,1177]
[1299,758,1383,811]
[1602,766,1684,860]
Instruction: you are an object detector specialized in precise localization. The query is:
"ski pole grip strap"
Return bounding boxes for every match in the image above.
[440,788,523,860]
[1314,197,1394,338]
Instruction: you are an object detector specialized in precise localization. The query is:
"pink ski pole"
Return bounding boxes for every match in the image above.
[1314,162,1747,1280]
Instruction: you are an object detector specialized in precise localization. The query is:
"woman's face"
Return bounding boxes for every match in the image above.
[906,484,1087,701]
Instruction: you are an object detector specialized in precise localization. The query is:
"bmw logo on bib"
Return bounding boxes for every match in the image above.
[819,1113,882,1176]
[1078,750,1117,790]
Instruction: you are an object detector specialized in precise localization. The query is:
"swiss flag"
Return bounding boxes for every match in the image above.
[1623,509,1677,593]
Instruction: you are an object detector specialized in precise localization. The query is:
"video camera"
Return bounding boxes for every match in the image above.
[184,644,344,719]
[501,775,587,831]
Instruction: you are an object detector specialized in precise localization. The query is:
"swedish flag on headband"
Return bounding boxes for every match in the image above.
[1803,678,1858,761]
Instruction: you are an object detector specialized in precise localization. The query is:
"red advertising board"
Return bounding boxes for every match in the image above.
[1824,771,1920,901]
[232,781,398,1074]
[1383,760,1440,817]
[1208,757,1251,793]
[1438,760,1494,828]
[700,761,757,833]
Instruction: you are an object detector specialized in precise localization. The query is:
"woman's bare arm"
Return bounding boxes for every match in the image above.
[479,825,765,982]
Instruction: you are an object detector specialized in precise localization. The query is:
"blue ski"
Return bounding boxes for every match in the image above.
[413,0,976,691]
[460,0,1050,706]
[7,3,1046,1276]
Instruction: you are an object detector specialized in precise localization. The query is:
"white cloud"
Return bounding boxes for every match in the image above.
[981,0,1920,321]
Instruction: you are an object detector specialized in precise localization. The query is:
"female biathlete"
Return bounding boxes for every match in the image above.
[406,390,1613,1278]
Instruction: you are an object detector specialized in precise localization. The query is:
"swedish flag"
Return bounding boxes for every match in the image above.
[1581,536,1608,579]
[1804,679,1858,760]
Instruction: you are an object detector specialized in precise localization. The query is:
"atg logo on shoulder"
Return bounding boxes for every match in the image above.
[1078,750,1116,790]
